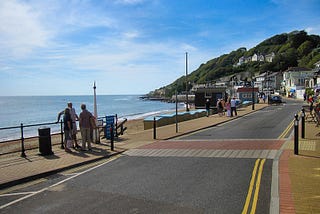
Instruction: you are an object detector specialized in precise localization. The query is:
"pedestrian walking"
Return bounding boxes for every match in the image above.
[205,99,211,117]
[230,97,237,117]
[79,104,95,151]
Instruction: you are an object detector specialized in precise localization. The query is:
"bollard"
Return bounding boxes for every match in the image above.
[20,123,26,157]
[60,119,64,149]
[153,117,156,139]
[110,126,114,151]
[301,108,305,139]
[294,114,299,155]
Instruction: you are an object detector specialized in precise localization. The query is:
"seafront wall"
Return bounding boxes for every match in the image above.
[143,109,206,130]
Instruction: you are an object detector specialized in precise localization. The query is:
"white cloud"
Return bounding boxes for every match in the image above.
[115,0,145,5]
[0,0,50,58]
[305,26,320,35]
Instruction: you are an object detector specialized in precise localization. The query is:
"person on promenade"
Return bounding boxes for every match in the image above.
[57,102,81,149]
[225,98,231,117]
[221,98,226,115]
[262,94,266,103]
[79,104,95,151]
[217,99,223,116]
[230,97,237,117]
[205,99,211,117]
[63,108,73,153]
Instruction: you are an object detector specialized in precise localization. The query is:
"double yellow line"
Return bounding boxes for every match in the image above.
[278,119,294,139]
[242,158,266,214]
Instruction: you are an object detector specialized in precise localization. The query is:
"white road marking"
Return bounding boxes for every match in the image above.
[0,155,120,210]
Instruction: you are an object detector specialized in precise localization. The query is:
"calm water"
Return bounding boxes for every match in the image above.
[0,95,181,141]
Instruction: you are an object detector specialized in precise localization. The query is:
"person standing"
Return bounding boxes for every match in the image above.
[79,104,95,151]
[205,99,211,117]
[230,97,237,117]
[225,98,231,117]
[63,108,72,153]
[217,99,223,116]
[57,102,81,149]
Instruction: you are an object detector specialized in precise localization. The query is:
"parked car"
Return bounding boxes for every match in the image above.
[270,95,282,104]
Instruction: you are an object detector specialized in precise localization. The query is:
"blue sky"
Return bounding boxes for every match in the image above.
[1,0,320,96]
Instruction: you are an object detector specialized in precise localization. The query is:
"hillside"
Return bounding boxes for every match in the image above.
[149,30,320,98]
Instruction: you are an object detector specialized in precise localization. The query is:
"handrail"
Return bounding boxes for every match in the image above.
[116,118,127,136]
[0,115,127,157]
[0,121,58,131]
[0,120,63,157]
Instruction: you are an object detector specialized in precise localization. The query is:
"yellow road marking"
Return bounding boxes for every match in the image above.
[242,159,260,214]
[242,158,266,214]
[250,159,266,214]
[278,119,294,139]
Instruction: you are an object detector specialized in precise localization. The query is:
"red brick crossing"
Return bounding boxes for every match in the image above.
[139,139,285,150]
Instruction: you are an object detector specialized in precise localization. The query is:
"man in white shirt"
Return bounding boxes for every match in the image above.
[230,97,237,117]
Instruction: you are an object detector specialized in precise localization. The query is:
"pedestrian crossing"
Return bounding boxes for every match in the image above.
[124,148,279,159]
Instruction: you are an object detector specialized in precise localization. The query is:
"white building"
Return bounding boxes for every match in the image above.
[282,67,313,98]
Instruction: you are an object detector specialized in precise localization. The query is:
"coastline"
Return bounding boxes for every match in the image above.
[0,95,183,142]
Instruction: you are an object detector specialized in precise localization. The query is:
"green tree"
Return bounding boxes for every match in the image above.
[298,40,314,57]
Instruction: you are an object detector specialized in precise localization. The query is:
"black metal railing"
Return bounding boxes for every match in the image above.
[0,121,60,157]
[0,114,127,157]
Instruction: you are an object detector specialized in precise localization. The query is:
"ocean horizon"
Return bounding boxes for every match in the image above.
[0,95,183,141]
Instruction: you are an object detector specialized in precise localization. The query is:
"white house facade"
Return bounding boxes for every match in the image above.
[282,67,313,98]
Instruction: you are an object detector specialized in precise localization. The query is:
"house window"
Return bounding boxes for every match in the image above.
[298,78,304,86]
[242,93,252,98]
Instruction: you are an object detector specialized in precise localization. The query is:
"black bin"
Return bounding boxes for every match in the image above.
[38,127,53,155]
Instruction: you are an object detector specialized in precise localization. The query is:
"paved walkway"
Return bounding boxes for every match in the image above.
[0,103,319,213]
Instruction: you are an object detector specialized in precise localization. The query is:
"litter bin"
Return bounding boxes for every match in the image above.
[38,127,53,155]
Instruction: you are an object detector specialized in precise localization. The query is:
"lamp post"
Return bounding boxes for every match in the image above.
[93,81,100,144]
[252,80,255,110]
[185,52,189,111]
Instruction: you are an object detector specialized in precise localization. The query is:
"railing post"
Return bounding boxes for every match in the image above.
[294,114,299,155]
[60,119,64,149]
[301,108,305,139]
[20,123,26,157]
[115,114,118,137]
[110,126,114,151]
[153,117,156,139]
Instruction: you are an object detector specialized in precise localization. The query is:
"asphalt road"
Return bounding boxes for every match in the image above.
[0,99,303,214]
[179,100,302,140]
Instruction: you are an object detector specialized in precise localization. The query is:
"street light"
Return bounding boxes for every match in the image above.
[185,52,189,111]
[252,80,255,110]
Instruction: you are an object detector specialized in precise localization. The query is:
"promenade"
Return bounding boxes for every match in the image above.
[0,103,319,213]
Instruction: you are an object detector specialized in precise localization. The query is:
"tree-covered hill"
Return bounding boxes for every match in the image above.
[149,30,320,98]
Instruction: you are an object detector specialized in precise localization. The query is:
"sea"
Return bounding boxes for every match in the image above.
[0,95,183,142]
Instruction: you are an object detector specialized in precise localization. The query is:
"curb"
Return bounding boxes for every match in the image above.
[0,150,124,190]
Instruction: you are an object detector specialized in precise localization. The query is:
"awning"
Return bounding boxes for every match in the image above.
[289,88,296,92]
